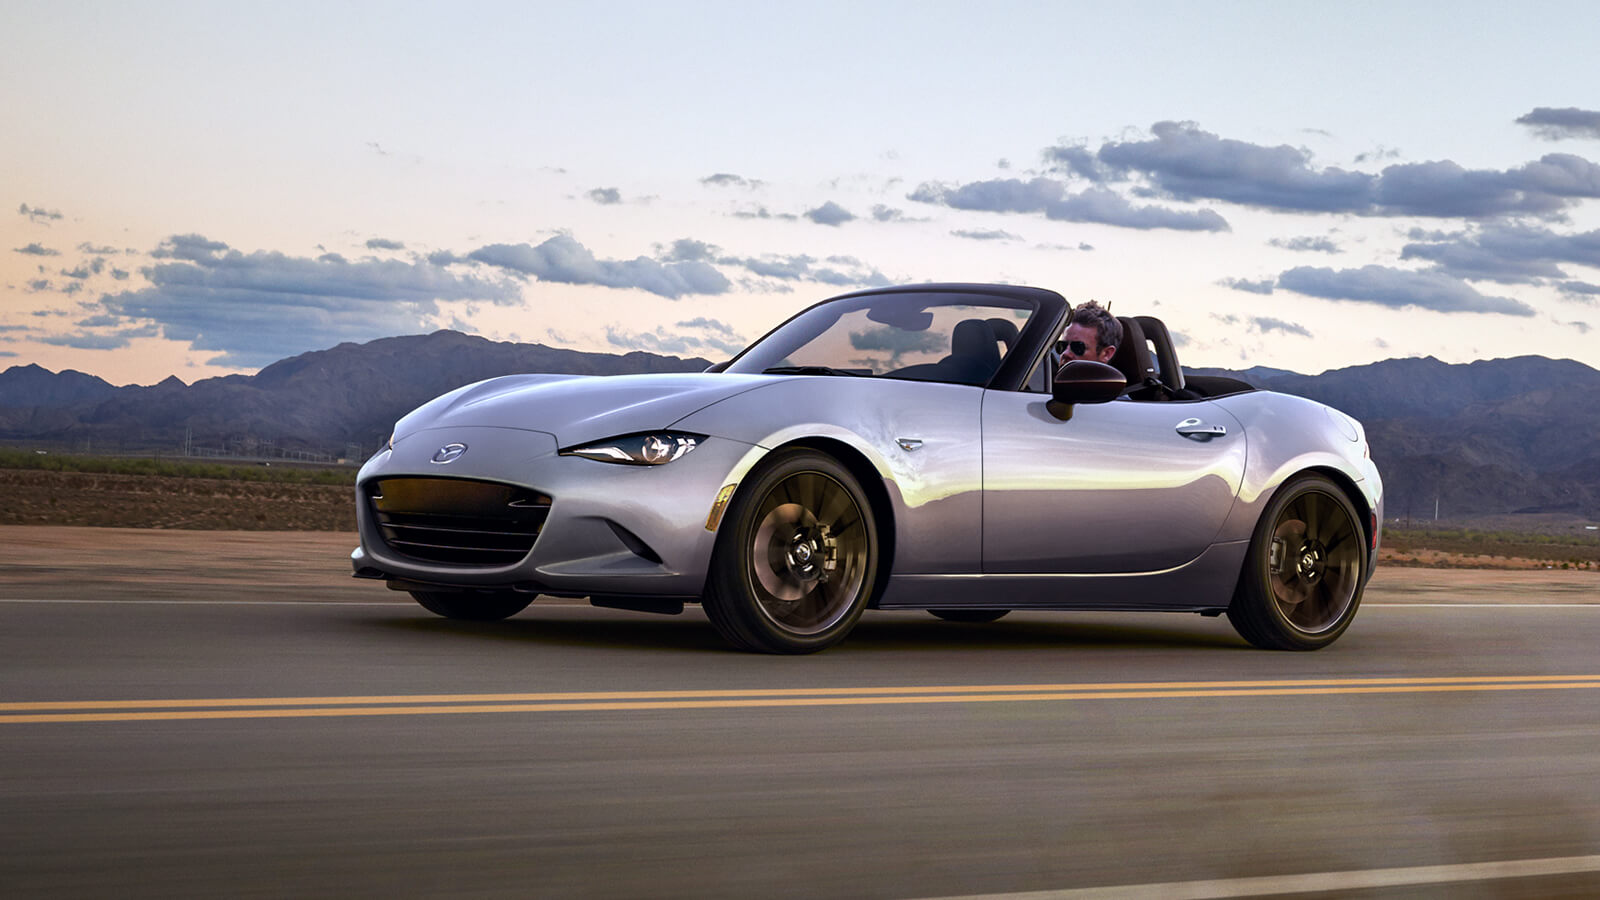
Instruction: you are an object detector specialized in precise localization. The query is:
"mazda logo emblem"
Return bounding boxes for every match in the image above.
[430,442,468,464]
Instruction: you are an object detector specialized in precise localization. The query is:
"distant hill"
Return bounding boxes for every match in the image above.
[1198,356,1600,520]
[0,331,710,458]
[3,341,1597,519]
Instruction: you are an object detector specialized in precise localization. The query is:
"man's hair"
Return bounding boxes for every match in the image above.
[1070,300,1122,352]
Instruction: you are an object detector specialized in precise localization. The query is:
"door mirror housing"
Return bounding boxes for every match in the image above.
[1048,360,1126,420]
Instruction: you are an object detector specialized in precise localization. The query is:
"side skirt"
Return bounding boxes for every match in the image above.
[874,540,1248,611]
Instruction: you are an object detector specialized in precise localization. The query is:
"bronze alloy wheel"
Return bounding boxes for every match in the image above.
[1265,490,1362,634]
[702,450,878,653]
[1228,473,1367,650]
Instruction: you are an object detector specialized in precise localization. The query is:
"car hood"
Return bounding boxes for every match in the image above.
[392,372,778,448]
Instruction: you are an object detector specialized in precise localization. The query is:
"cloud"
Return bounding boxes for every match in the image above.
[1566,320,1592,333]
[1277,265,1535,316]
[675,317,740,339]
[1047,187,1228,231]
[78,234,525,367]
[805,201,855,226]
[909,176,1227,231]
[604,322,742,358]
[1249,316,1310,337]
[110,268,129,280]
[1400,224,1600,284]
[1097,121,1373,213]
[365,238,405,250]
[1042,144,1111,182]
[650,238,890,291]
[1091,121,1600,219]
[659,238,717,262]
[848,325,944,365]
[871,204,911,222]
[151,234,230,262]
[0,351,16,358]
[1561,281,1600,302]
[40,332,134,350]
[1270,236,1342,254]
[701,173,763,189]
[587,187,622,205]
[731,205,797,221]
[77,242,119,255]
[1517,107,1600,141]
[1219,277,1276,294]
[25,279,52,292]
[909,177,1063,213]
[14,243,60,256]
[468,234,731,298]
[18,203,63,223]
[951,228,1020,241]
[1371,157,1588,218]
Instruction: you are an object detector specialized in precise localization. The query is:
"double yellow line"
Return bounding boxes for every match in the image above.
[6,675,1600,724]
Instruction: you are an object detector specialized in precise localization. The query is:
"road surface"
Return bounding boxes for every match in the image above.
[3,529,1600,897]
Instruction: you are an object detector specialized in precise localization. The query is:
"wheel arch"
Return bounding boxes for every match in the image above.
[761,436,898,608]
[1303,465,1373,552]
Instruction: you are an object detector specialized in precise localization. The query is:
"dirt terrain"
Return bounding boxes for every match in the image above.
[0,468,354,531]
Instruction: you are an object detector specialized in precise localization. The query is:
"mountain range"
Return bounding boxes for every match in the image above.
[3,333,1597,519]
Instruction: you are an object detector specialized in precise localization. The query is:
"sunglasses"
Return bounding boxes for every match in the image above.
[1062,340,1091,355]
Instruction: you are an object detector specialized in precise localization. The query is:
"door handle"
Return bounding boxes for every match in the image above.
[1175,418,1226,440]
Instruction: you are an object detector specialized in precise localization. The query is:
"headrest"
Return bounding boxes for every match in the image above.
[984,317,1020,349]
[951,318,1001,368]
[1133,315,1185,391]
[1108,316,1158,389]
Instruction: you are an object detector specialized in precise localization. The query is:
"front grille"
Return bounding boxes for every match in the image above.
[366,477,551,566]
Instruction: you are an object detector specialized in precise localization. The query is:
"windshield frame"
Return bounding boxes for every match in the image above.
[722,283,1070,391]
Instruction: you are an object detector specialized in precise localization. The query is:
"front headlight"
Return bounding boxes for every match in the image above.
[560,432,704,465]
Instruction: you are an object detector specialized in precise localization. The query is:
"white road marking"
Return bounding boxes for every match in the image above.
[1365,603,1600,608]
[0,597,406,606]
[916,853,1600,899]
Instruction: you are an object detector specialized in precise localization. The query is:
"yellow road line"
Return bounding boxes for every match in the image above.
[5,677,1600,724]
[5,674,1600,712]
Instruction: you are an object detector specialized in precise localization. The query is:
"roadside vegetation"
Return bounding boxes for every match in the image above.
[0,448,355,486]
[1383,525,1600,569]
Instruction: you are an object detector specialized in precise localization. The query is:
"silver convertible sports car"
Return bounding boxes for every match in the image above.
[352,284,1382,653]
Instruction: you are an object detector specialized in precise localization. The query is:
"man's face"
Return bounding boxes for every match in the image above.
[1061,323,1116,364]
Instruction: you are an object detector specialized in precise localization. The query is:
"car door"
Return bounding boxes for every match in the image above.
[981,391,1246,574]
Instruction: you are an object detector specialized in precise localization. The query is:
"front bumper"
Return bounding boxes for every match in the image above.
[351,425,761,598]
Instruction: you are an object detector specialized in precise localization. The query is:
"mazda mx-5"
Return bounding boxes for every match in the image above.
[352,283,1382,653]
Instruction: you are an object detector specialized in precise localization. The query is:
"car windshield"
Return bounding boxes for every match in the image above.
[725,291,1036,386]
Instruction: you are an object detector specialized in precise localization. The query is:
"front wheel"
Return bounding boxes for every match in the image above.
[702,450,878,653]
[1227,474,1367,650]
[411,591,531,621]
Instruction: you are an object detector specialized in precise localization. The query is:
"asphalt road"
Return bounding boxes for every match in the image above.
[4,569,1600,897]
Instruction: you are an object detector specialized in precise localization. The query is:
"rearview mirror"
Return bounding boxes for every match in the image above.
[1048,360,1125,420]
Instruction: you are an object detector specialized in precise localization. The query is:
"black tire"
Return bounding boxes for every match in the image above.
[1227,474,1367,650]
[702,449,878,653]
[411,590,531,621]
[929,609,1010,623]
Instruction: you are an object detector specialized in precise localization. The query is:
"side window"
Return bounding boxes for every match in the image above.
[1021,348,1055,393]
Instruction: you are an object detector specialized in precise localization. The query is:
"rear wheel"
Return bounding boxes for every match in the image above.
[929,609,1010,623]
[1227,474,1366,650]
[411,591,531,621]
[702,450,878,653]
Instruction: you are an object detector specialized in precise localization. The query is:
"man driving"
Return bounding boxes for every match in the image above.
[1060,300,1121,364]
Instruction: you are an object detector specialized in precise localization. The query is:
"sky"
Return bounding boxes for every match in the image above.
[4,1,1599,386]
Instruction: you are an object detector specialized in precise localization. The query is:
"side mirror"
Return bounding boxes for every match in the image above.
[1047,360,1125,420]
